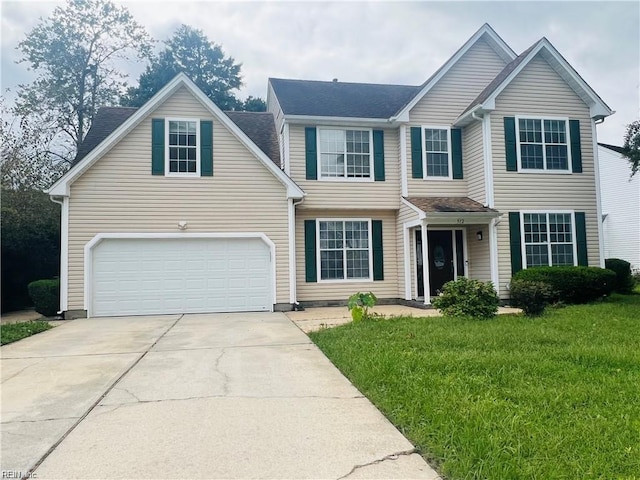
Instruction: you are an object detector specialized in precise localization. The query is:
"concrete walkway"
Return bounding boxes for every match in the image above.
[287,305,522,333]
[1,313,439,479]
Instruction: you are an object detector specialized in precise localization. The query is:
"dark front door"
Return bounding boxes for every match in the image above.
[415,230,424,297]
[427,230,454,296]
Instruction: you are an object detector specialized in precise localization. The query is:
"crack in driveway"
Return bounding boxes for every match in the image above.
[336,448,422,479]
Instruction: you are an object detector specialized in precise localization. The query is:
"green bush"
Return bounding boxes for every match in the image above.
[509,279,553,316]
[432,277,500,319]
[512,266,615,304]
[605,258,635,294]
[27,279,60,317]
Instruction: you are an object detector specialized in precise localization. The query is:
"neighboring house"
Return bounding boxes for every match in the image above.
[598,143,640,272]
[48,24,613,318]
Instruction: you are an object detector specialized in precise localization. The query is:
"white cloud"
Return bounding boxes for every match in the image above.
[1,0,637,144]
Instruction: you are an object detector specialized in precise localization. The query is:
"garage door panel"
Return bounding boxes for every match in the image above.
[91,237,272,317]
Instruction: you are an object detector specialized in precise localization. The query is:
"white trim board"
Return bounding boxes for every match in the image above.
[48,73,305,199]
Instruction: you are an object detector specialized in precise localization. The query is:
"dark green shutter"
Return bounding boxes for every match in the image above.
[372,220,384,281]
[569,120,582,173]
[509,212,523,274]
[451,128,463,179]
[373,130,385,181]
[151,119,165,175]
[575,212,588,266]
[504,117,517,172]
[200,120,213,176]
[304,220,317,282]
[305,127,317,180]
[410,126,423,178]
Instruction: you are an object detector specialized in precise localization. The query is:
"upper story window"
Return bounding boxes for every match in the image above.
[166,119,200,175]
[423,127,451,178]
[517,117,570,172]
[318,128,372,180]
[522,212,575,267]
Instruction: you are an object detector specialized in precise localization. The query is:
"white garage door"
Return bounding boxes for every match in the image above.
[91,237,273,317]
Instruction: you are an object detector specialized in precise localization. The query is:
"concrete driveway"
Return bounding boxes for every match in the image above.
[1,312,439,479]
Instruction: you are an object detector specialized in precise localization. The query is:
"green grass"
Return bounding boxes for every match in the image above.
[310,294,640,479]
[1,321,52,345]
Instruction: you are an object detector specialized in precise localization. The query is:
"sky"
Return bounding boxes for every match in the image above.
[1,0,638,145]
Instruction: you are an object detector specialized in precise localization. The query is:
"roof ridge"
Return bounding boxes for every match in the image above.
[269,77,419,89]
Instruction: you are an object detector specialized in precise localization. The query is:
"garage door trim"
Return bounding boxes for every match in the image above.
[84,232,276,317]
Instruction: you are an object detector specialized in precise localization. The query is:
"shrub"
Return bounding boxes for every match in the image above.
[512,266,615,304]
[347,292,377,322]
[605,258,635,294]
[509,279,553,316]
[432,277,500,319]
[27,279,60,317]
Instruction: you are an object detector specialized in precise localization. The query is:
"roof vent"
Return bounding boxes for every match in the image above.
[332,78,338,83]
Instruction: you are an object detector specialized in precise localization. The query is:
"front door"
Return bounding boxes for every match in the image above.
[427,230,454,296]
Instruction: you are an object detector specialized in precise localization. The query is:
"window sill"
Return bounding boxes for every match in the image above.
[317,278,374,284]
[317,177,375,183]
[164,172,200,178]
[517,169,573,175]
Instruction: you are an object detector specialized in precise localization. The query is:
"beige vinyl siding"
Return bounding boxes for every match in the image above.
[396,202,420,298]
[490,53,600,296]
[296,209,398,301]
[466,225,491,282]
[405,39,506,197]
[289,125,400,209]
[464,122,486,204]
[267,83,285,143]
[68,86,291,309]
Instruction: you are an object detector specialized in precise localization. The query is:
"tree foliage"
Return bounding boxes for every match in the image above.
[122,24,265,111]
[1,100,69,190]
[15,0,153,156]
[621,120,640,177]
[1,188,61,312]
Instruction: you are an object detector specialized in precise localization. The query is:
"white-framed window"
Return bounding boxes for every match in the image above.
[318,128,373,180]
[317,219,372,281]
[516,116,570,172]
[521,211,577,267]
[166,118,200,176]
[423,126,452,179]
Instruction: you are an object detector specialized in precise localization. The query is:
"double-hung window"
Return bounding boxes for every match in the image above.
[517,117,569,171]
[423,127,451,178]
[167,119,199,175]
[522,212,576,267]
[318,128,372,180]
[318,220,371,280]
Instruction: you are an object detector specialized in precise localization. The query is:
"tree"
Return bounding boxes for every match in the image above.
[621,120,640,177]
[15,0,153,157]
[1,100,69,190]
[122,25,262,111]
[241,96,267,112]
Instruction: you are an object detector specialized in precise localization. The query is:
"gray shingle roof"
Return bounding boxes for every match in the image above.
[598,143,624,155]
[74,107,138,163]
[405,196,498,213]
[74,107,281,167]
[269,78,420,119]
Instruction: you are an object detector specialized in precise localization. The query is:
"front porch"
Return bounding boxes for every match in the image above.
[401,197,502,304]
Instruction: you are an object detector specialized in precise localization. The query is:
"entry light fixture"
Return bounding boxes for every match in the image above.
[476,230,483,241]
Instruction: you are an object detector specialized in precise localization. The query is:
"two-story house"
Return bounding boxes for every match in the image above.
[49,24,612,318]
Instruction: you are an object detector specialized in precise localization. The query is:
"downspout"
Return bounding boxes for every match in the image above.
[50,196,68,315]
[288,196,305,310]
[592,117,606,267]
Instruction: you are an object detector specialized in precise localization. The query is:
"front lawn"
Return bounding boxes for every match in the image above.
[1,321,52,345]
[310,294,640,479]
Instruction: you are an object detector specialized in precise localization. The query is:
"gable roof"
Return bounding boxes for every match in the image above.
[455,38,614,125]
[74,107,282,167]
[269,78,420,119]
[598,143,625,155]
[392,23,516,121]
[50,73,303,198]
